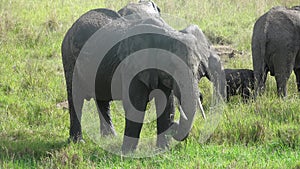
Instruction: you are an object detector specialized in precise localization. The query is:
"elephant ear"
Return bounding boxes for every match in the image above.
[179,25,211,79]
[180,25,210,45]
[180,25,226,99]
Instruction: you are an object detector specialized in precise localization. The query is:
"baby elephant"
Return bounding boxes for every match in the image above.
[225,69,254,102]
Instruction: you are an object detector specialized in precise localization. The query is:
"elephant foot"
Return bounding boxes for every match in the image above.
[100,121,117,136]
[121,135,139,154]
[68,136,85,144]
[156,135,170,149]
[156,121,180,148]
[173,132,189,142]
[100,127,117,137]
[171,122,189,141]
[169,121,179,135]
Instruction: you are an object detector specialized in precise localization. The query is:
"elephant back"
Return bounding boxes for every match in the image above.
[68,9,121,57]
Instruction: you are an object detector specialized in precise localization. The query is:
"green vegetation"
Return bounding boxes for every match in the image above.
[1,0,299,168]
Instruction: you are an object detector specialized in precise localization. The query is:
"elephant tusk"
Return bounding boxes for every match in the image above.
[178,105,188,120]
[198,98,206,120]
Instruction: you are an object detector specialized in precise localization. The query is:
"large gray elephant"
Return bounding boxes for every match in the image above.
[62,1,225,153]
[252,6,300,97]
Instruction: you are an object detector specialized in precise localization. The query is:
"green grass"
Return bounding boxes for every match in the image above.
[1,0,300,168]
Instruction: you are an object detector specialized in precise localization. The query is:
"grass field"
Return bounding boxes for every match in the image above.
[1,0,300,168]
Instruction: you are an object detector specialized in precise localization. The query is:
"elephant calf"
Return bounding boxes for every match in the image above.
[225,69,254,102]
[252,6,300,97]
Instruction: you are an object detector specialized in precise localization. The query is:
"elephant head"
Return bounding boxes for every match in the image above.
[181,25,226,97]
[172,25,226,141]
[118,0,160,19]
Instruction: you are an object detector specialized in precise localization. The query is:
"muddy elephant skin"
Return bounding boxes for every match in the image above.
[252,6,300,97]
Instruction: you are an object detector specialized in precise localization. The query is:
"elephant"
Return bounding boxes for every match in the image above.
[62,1,226,153]
[252,6,300,97]
[225,69,254,102]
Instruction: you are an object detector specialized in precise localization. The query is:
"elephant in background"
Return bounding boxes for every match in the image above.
[225,69,254,102]
[252,6,300,97]
[62,1,226,153]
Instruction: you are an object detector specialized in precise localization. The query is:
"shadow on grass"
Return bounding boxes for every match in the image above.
[0,131,68,161]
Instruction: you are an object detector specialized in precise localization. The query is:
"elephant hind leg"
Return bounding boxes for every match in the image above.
[294,50,300,92]
[67,77,84,142]
[96,100,116,136]
[254,66,268,97]
[254,68,268,94]
[68,97,84,142]
[274,44,297,97]
[275,73,290,98]
[294,68,300,92]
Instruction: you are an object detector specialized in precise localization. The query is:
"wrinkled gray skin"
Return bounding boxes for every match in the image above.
[62,1,225,153]
[225,69,254,102]
[62,8,121,141]
[252,6,300,97]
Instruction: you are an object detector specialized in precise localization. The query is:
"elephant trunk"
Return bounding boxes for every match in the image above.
[173,81,199,141]
[207,52,227,100]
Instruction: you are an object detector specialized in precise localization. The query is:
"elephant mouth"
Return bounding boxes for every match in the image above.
[169,121,189,141]
[178,97,206,121]
[173,97,206,141]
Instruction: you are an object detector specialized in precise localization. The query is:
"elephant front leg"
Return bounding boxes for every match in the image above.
[96,100,116,136]
[242,87,251,102]
[122,80,149,154]
[122,117,145,154]
[155,90,175,149]
[68,93,84,143]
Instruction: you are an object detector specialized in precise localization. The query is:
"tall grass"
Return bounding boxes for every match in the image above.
[0,0,300,168]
